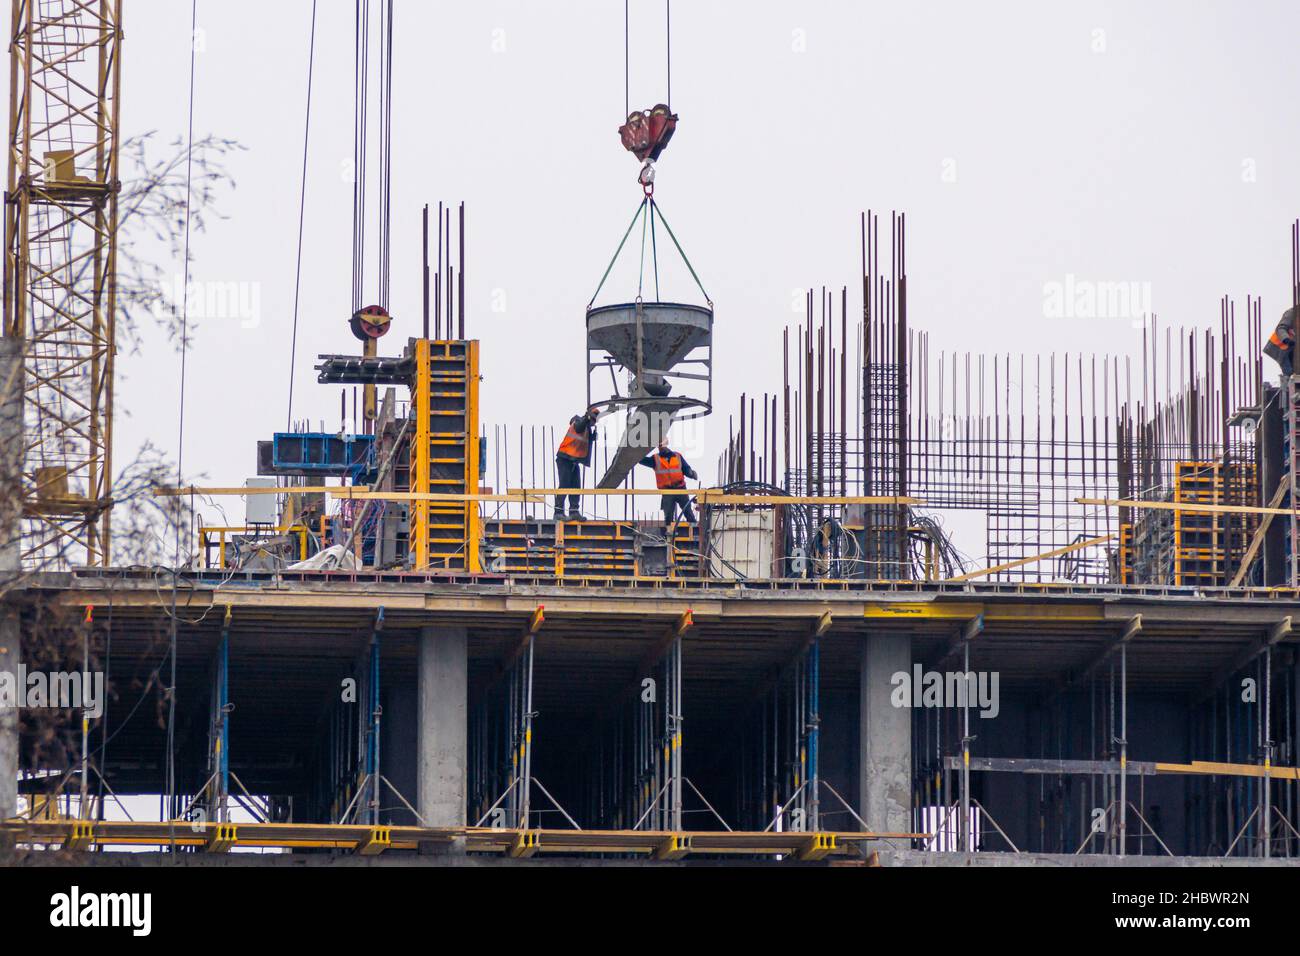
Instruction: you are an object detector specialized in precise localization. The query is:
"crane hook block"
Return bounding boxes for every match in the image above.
[619,104,677,164]
[350,304,392,342]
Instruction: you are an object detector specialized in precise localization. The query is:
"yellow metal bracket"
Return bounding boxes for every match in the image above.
[795,832,838,861]
[653,833,692,860]
[357,826,392,856]
[65,821,94,850]
[508,829,541,858]
[205,823,238,853]
[815,610,833,637]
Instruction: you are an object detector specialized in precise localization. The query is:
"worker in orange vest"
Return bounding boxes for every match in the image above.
[555,405,601,520]
[1265,306,1298,376]
[639,438,698,534]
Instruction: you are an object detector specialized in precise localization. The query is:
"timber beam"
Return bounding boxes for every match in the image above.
[1049,615,1142,702]
[931,613,984,670]
[1192,616,1292,706]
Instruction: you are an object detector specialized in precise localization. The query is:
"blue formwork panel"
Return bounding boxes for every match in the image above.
[271,432,375,479]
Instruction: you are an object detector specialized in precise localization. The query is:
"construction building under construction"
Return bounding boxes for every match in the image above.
[5,1,1300,867]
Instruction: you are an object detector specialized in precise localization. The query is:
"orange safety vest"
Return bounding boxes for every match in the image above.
[557,421,589,459]
[1266,320,1294,362]
[654,452,685,489]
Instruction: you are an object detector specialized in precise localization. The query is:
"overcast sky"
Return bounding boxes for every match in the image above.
[10,0,1300,538]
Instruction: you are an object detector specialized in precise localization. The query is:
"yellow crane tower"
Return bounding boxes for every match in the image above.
[3,0,123,568]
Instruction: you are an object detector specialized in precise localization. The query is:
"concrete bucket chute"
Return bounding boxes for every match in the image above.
[596,399,682,489]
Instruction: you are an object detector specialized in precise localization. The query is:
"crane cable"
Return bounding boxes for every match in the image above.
[168,0,201,849]
[624,1,673,114]
[285,0,319,430]
[380,0,394,307]
[352,0,394,313]
[351,0,368,311]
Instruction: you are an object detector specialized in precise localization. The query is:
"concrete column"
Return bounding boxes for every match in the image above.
[417,625,467,829]
[0,338,22,831]
[859,632,912,835]
[0,612,16,830]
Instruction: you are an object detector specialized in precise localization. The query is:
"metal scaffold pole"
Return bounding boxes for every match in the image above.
[79,608,91,818]
[961,639,971,852]
[207,607,231,823]
[1264,644,1273,858]
[520,632,535,827]
[672,633,682,831]
[335,608,396,827]
[1118,643,1128,857]
[368,622,382,826]
[809,635,820,832]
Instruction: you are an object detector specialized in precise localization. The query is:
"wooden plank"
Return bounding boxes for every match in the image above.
[1193,617,1292,705]
[155,485,369,497]
[1155,759,1300,781]
[156,486,922,507]
[1078,496,1300,519]
[944,535,1113,583]
[1228,481,1288,586]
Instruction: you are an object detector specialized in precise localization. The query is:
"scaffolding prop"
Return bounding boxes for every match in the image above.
[471,606,581,831]
[332,608,422,827]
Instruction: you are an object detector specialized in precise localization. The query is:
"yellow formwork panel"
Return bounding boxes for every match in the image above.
[410,339,481,573]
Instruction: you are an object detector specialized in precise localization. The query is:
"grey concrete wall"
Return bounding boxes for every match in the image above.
[859,632,912,834]
[417,625,467,828]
